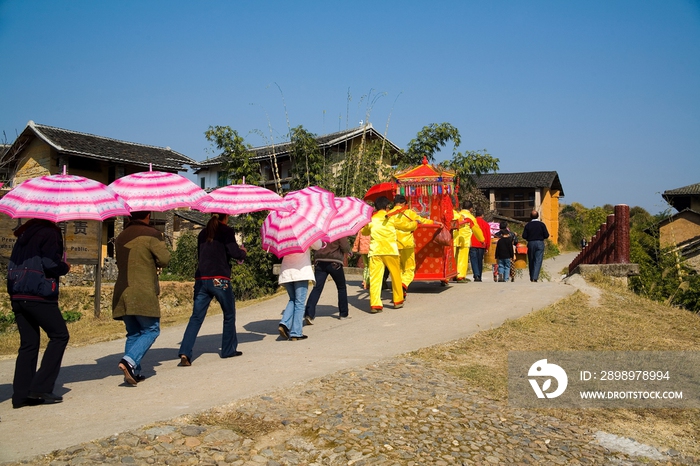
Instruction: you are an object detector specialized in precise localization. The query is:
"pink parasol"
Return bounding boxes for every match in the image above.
[261,186,337,258]
[108,164,207,212]
[193,183,287,215]
[322,196,373,242]
[0,168,130,222]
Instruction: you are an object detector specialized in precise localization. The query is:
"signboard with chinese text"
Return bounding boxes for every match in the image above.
[0,217,101,264]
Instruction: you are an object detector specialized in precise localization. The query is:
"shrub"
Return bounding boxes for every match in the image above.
[164,231,198,279]
[0,310,15,333]
[628,213,699,313]
[232,212,279,300]
[61,309,82,323]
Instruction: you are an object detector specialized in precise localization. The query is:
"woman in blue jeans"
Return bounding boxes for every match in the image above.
[277,239,323,341]
[178,213,246,366]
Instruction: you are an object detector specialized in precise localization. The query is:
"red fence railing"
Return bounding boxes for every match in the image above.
[569,204,630,274]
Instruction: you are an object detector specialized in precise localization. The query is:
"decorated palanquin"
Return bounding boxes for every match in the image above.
[366,157,458,282]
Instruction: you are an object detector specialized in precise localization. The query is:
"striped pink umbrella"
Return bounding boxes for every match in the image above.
[0,170,130,222]
[322,196,373,242]
[261,186,337,257]
[108,165,207,212]
[193,183,287,215]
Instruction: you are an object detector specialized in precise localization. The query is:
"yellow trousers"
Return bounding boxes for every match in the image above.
[399,247,416,288]
[369,255,404,309]
[455,245,471,279]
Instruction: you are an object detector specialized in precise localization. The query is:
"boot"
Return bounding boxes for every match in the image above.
[498,273,505,282]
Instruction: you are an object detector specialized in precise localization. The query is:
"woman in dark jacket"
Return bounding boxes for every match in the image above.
[7,219,71,408]
[304,236,353,322]
[178,213,246,366]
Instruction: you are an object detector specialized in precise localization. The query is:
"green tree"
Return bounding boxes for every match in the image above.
[288,125,332,191]
[442,149,500,199]
[405,123,461,165]
[336,139,385,198]
[204,126,261,185]
[203,127,278,297]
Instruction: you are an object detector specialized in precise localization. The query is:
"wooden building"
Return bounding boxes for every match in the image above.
[471,171,564,244]
[659,183,700,271]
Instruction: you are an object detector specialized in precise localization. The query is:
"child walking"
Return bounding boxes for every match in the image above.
[493,222,517,282]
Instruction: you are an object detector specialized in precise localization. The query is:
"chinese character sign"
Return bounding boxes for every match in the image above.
[0,217,100,263]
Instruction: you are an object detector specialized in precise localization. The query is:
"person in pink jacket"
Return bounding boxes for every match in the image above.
[352,231,371,289]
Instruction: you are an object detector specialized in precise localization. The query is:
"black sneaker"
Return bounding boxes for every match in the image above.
[278,323,290,339]
[290,335,308,341]
[119,358,138,386]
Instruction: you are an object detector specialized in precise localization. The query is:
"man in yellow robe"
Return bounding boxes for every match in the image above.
[389,195,436,295]
[361,196,417,312]
[452,200,484,282]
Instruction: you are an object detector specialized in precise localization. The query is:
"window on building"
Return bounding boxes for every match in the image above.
[514,193,525,218]
[529,191,536,207]
[200,177,206,189]
[501,193,510,207]
[217,171,228,187]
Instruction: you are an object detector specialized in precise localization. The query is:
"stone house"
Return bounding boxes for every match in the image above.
[0,121,196,262]
[471,171,564,244]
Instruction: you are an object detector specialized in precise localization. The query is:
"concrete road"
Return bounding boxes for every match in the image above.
[0,252,579,462]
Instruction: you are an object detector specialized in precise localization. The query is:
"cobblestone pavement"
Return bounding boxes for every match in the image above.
[4,357,694,466]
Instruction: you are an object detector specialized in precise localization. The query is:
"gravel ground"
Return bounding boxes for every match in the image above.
[4,356,695,466]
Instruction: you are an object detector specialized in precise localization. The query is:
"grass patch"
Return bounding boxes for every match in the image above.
[189,409,280,437]
[412,276,700,457]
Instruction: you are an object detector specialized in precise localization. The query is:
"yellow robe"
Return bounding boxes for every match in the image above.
[452,209,484,279]
[361,209,417,310]
[390,206,434,287]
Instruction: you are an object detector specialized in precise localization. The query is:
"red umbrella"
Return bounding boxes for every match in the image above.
[108,165,207,212]
[322,197,373,242]
[261,186,337,257]
[193,183,287,215]
[363,182,397,203]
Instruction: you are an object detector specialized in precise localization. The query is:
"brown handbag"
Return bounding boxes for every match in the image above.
[432,226,453,247]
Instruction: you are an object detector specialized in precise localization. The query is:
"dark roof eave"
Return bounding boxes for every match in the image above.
[11,122,197,171]
[471,171,564,196]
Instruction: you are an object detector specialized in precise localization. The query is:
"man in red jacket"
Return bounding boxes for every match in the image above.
[468,207,491,282]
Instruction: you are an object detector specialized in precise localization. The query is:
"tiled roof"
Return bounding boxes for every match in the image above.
[663,183,700,197]
[0,144,9,158]
[175,210,211,226]
[4,121,195,172]
[175,210,245,228]
[470,171,564,196]
[194,124,402,169]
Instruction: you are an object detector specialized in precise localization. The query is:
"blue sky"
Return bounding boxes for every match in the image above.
[1,0,698,214]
